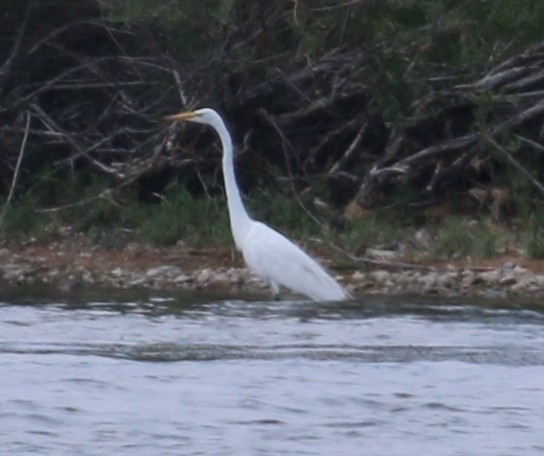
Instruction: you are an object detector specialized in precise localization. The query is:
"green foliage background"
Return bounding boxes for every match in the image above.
[2,0,544,259]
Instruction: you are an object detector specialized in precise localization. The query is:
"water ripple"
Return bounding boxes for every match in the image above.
[0,341,542,365]
[1,296,544,456]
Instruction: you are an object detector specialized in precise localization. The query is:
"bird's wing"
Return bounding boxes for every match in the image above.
[242,222,349,301]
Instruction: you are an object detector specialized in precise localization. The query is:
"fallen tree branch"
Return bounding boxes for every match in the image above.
[30,103,121,177]
[0,111,31,227]
[317,240,439,271]
[484,135,544,198]
[516,135,544,154]
[327,121,368,175]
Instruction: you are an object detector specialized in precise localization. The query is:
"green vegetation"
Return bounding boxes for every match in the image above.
[104,0,544,122]
[138,189,231,247]
[2,0,544,263]
[433,217,501,260]
[248,190,320,240]
[342,213,406,254]
[524,209,544,259]
[0,174,542,263]
[0,184,232,249]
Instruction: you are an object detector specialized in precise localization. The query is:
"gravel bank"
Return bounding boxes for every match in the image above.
[1,240,543,300]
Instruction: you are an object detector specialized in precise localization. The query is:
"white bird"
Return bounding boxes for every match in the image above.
[166,108,350,301]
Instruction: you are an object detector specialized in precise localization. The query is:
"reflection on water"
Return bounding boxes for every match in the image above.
[0,292,543,456]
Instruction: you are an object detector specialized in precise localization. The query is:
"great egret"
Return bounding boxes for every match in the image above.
[166,108,350,301]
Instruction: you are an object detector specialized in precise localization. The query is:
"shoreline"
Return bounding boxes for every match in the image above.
[1,237,543,302]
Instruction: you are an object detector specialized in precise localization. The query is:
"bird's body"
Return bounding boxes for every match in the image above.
[166,108,350,302]
[242,221,349,300]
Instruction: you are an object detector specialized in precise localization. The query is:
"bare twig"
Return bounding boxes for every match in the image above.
[290,0,300,27]
[310,0,376,12]
[171,67,188,107]
[516,135,544,154]
[0,111,31,227]
[368,98,544,183]
[30,103,121,176]
[457,67,530,91]
[259,109,326,228]
[503,68,544,92]
[484,135,544,197]
[327,121,368,175]
[307,116,360,163]
[0,1,31,86]
[36,188,115,213]
[313,240,438,271]
[258,108,297,188]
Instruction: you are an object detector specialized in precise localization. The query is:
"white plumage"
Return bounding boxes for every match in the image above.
[166,108,350,301]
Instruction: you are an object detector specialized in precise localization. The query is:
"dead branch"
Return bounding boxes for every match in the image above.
[356,41,544,211]
[0,111,31,226]
[327,121,368,175]
[324,241,438,271]
[485,135,544,197]
[30,103,121,176]
[3,1,544,225]
[516,135,544,154]
[0,1,31,87]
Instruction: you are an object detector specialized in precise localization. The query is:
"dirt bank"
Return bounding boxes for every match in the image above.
[1,235,544,301]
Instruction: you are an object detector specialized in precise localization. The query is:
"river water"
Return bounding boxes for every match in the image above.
[0,290,543,456]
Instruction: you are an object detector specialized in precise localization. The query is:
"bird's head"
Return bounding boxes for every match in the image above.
[165,108,221,127]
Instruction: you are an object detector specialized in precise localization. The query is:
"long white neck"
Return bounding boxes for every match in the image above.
[214,117,252,250]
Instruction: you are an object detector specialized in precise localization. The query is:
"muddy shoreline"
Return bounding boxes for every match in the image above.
[1,236,543,302]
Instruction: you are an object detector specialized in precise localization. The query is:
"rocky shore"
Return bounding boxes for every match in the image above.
[1,236,544,301]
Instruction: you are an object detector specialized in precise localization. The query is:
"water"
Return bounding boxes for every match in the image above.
[1,290,543,456]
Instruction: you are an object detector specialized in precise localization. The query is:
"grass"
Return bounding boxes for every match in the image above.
[523,209,544,259]
[248,190,321,240]
[138,188,231,247]
[433,216,501,260]
[0,172,409,255]
[3,176,544,264]
[341,213,406,255]
[0,180,322,250]
[0,198,49,241]
[0,182,231,248]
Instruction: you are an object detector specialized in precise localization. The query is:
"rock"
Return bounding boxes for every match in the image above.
[461,269,476,287]
[80,269,95,284]
[413,228,434,250]
[369,270,390,282]
[499,274,517,286]
[533,275,544,287]
[420,272,438,293]
[209,270,228,284]
[351,271,366,281]
[111,267,124,277]
[146,265,183,278]
[475,270,500,284]
[512,265,528,276]
[2,265,30,281]
[128,278,147,287]
[195,268,212,284]
[437,271,460,289]
[511,275,538,292]
[173,274,191,284]
[502,261,516,270]
[366,248,400,261]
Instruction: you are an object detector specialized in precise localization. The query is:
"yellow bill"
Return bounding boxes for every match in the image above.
[164,111,199,122]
